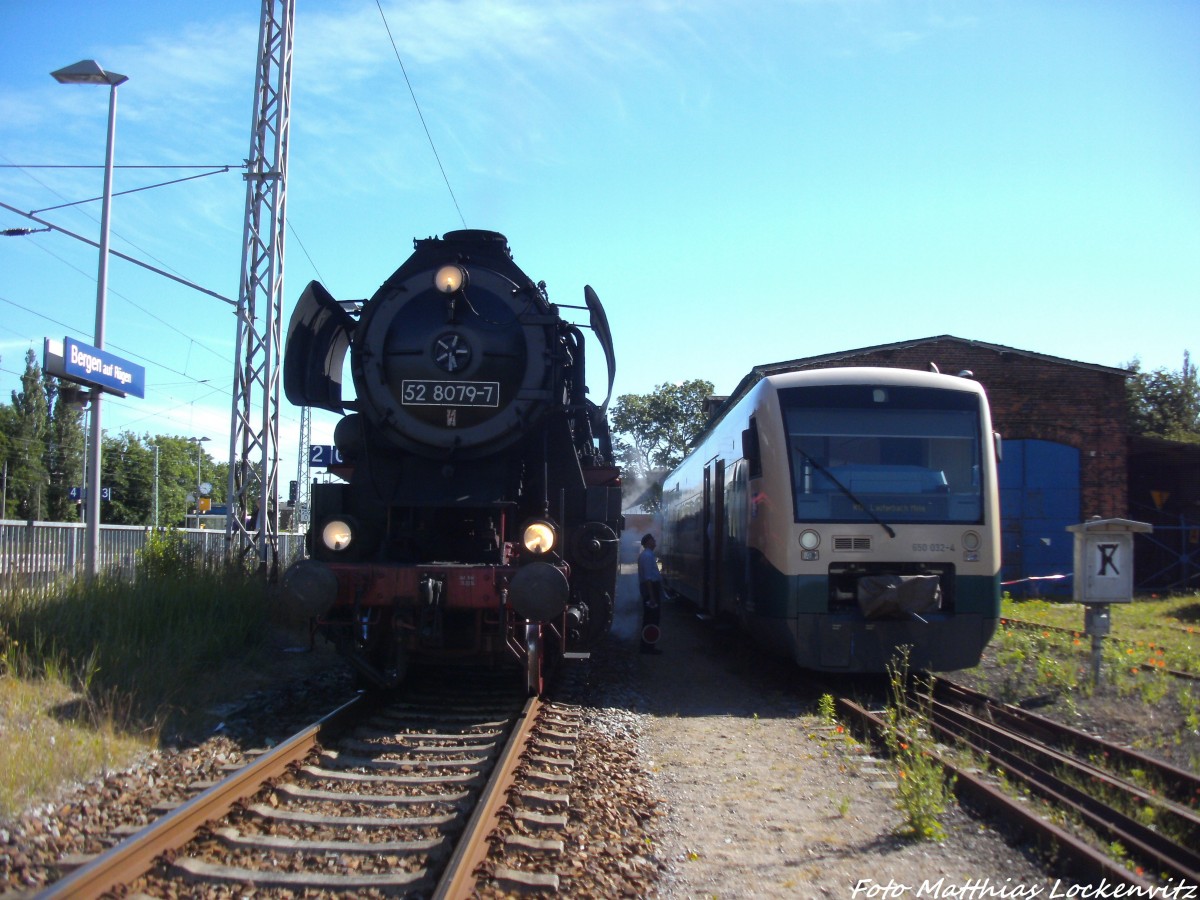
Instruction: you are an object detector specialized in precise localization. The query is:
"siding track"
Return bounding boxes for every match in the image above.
[838,679,1200,889]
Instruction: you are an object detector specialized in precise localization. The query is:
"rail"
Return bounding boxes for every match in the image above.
[36,683,550,896]
[38,696,364,900]
[0,519,305,591]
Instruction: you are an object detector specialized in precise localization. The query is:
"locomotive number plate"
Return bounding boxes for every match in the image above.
[401,380,501,407]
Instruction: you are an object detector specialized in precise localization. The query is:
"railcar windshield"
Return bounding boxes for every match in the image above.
[780,383,984,525]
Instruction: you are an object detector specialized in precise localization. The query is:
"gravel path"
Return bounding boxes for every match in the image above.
[590,566,1064,898]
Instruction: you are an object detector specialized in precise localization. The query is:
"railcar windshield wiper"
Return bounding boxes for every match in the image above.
[795,447,896,539]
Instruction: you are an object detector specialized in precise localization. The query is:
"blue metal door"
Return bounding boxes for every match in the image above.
[997,440,1080,596]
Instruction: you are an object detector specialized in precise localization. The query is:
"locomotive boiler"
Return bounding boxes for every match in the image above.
[280,230,622,694]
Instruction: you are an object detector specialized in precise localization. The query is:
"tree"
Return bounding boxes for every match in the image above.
[45,378,86,522]
[0,390,12,520]
[1126,352,1200,443]
[0,351,89,522]
[97,433,228,527]
[610,379,715,500]
[103,431,154,525]
[5,350,51,519]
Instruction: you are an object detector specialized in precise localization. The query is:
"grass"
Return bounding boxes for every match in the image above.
[1001,592,1200,675]
[982,592,1200,709]
[0,674,149,818]
[0,529,274,820]
[949,589,1200,875]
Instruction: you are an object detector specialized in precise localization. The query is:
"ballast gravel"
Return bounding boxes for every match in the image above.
[2,568,1150,897]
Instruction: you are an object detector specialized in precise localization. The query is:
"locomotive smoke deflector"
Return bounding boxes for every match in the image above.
[585,284,616,413]
[283,280,357,413]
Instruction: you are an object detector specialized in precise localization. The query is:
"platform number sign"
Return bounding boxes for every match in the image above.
[69,486,112,501]
[309,445,344,467]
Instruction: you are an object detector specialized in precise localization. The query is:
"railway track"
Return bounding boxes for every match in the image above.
[38,673,587,898]
[838,678,1200,889]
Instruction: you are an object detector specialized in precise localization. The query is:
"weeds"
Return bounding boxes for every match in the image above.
[2,531,267,722]
[817,693,836,723]
[1,531,273,817]
[883,647,955,841]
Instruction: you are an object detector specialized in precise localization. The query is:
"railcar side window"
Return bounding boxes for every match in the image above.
[742,417,762,478]
[780,385,984,525]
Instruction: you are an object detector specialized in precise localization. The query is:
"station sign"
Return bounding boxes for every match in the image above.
[44,337,145,399]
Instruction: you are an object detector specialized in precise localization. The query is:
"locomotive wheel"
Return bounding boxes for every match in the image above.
[524,621,544,696]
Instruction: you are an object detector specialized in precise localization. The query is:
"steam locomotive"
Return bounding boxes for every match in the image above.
[280,230,622,694]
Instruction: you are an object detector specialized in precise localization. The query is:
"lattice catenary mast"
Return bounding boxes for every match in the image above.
[226,0,294,575]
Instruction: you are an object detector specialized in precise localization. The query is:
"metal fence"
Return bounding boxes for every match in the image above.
[0,519,305,594]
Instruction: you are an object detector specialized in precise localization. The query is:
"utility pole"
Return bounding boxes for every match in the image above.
[152,443,159,528]
[295,404,311,532]
[227,0,294,577]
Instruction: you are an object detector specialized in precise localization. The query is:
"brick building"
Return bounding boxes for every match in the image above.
[739,335,1132,593]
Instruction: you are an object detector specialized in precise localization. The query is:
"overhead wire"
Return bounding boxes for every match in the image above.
[2,8,470,486]
[0,152,235,287]
[29,166,233,214]
[286,221,326,285]
[0,293,229,405]
[1,233,231,366]
[375,0,468,229]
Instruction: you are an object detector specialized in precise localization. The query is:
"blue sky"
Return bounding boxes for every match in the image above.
[1,0,1198,489]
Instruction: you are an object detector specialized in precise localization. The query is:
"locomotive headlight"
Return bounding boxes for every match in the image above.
[522,521,556,554]
[962,530,981,552]
[321,518,354,552]
[798,529,821,550]
[434,264,467,293]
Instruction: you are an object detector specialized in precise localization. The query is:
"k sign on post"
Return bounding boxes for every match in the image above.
[1067,518,1153,604]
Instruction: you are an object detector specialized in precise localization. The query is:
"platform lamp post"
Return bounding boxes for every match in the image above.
[192,436,211,525]
[195,436,210,489]
[52,59,128,578]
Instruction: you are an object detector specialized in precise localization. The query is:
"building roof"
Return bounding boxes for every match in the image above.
[755,334,1131,378]
[724,334,1131,409]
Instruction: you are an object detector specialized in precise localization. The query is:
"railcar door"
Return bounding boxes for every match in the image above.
[702,459,725,616]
